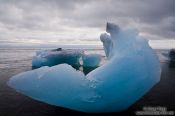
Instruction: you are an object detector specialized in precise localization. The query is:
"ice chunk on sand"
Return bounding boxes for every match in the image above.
[82,54,101,67]
[8,64,101,112]
[32,49,84,68]
[8,23,161,113]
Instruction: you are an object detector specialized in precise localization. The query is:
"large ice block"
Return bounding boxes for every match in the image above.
[8,23,161,113]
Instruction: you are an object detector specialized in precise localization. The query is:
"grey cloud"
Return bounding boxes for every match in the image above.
[51,0,175,39]
[0,0,175,46]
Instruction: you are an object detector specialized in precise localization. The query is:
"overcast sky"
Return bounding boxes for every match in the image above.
[0,0,175,48]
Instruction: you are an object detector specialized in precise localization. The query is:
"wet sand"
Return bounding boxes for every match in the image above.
[0,62,175,116]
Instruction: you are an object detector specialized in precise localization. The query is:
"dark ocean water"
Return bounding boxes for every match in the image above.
[0,48,105,70]
[0,48,34,70]
[0,48,170,70]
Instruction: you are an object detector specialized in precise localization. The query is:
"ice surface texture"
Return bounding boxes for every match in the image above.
[8,23,161,113]
[32,49,84,68]
[82,54,101,67]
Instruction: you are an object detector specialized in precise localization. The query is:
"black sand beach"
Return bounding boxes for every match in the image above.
[0,61,175,116]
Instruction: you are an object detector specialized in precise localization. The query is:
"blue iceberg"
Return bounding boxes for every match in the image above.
[8,23,161,113]
[32,49,84,68]
[82,54,102,67]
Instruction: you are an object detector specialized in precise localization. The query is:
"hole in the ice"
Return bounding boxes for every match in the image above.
[72,65,99,75]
